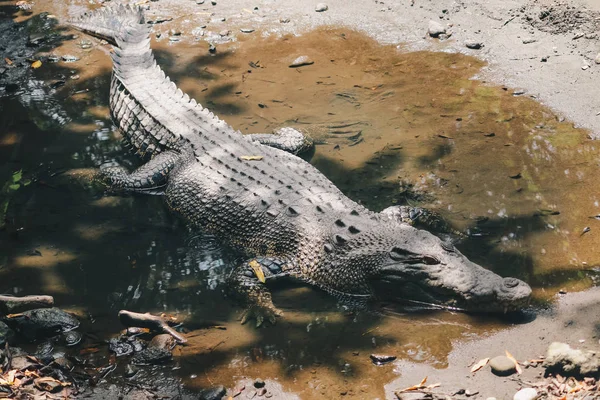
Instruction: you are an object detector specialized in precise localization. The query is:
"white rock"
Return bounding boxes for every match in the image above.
[428,20,446,37]
[595,53,600,64]
[315,3,328,12]
[513,388,537,400]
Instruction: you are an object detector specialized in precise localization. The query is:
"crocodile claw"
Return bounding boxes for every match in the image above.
[240,305,283,327]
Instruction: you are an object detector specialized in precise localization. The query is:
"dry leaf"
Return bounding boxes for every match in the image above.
[505,350,522,374]
[470,357,489,373]
[4,58,12,65]
[397,376,429,393]
[248,260,266,283]
[5,313,23,318]
[31,60,42,69]
[239,155,263,161]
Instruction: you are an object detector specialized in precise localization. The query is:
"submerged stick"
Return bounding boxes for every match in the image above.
[0,295,54,314]
[118,310,187,344]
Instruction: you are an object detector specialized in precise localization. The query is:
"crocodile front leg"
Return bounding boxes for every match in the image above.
[227,257,292,327]
[246,127,313,155]
[98,150,181,194]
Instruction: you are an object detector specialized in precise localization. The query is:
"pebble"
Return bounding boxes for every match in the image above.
[315,3,328,12]
[428,20,446,37]
[289,55,314,68]
[522,38,537,44]
[582,61,590,70]
[61,55,79,62]
[254,379,265,388]
[208,44,216,54]
[211,0,216,4]
[280,17,290,23]
[196,0,204,3]
[489,355,516,376]
[369,354,397,365]
[219,29,229,37]
[513,388,537,400]
[465,41,483,49]
[595,53,600,64]
[240,28,255,33]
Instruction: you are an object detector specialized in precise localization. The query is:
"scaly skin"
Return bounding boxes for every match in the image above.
[71,6,532,326]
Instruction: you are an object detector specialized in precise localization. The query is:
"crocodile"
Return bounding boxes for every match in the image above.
[70,6,531,326]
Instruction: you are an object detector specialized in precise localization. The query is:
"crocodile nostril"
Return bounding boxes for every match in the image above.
[503,277,520,288]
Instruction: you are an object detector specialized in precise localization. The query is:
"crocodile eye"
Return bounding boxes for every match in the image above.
[389,247,414,261]
[389,247,441,265]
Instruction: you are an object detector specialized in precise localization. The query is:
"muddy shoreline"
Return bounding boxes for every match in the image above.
[2,0,600,398]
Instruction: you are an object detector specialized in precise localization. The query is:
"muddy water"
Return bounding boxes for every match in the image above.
[1,4,600,399]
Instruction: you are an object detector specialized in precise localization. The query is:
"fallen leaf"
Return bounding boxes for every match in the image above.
[470,357,489,373]
[31,60,42,69]
[5,313,23,318]
[248,260,266,283]
[397,376,429,393]
[505,350,522,374]
[34,376,71,392]
[4,58,13,65]
[240,155,263,161]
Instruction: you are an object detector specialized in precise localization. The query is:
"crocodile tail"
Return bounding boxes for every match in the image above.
[68,4,145,46]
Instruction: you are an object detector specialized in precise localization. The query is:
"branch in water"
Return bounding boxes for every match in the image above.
[118,310,187,344]
[0,295,54,315]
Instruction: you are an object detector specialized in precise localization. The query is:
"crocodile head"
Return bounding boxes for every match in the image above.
[368,221,532,313]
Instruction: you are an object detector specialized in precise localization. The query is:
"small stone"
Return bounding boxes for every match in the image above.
[61,55,79,63]
[465,390,479,397]
[289,55,314,68]
[582,61,590,70]
[428,20,446,37]
[253,379,265,388]
[595,54,600,64]
[70,74,80,80]
[280,17,290,23]
[465,41,483,49]
[541,56,548,62]
[209,44,216,54]
[315,3,328,12]
[219,30,229,37]
[257,388,267,396]
[370,354,397,365]
[198,385,226,400]
[489,355,516,376]
[513,388,537,400]
[512,89,525,96]
[196,0,205,3]
[522,38,537,44]
[241,28,255,33]
[210,0,216,4]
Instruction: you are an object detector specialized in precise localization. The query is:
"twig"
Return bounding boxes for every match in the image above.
[0,294,54,314]
[118,310,187,344]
